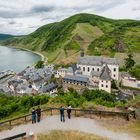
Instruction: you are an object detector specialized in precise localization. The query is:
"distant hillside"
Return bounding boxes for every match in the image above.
[2,13,140,64]
[0,34,14,41]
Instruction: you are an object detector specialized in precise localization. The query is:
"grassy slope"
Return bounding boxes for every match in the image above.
[37,130,108,140]
[2,13,140,64]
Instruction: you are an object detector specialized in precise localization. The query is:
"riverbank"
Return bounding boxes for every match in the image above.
[1,45,45,61]
[13,46,45,61]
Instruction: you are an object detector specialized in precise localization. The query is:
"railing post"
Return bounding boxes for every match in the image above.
[51,108,53,116]
[9,120,12,129]
[100,111,101,119]
[126,114,129,121]
[25,116,27,122]
[133,111,136,119]
[75,110,76,117]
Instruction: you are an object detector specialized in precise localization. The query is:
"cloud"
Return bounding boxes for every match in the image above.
[132,6,140,11]
[8,21,16,25]
[0,0,139,35]
[31,5,55,13]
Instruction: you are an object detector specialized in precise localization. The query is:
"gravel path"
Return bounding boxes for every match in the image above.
[0,116,137,140]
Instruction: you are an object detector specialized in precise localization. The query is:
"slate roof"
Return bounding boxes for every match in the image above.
[90,71,101,77]
[40,83,57,93]
[77,56,118,66]
[100,65,111,81]
[63,75,89,83]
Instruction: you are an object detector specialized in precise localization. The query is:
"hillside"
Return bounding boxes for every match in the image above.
[1,13,140,64]
[0,34,14,41]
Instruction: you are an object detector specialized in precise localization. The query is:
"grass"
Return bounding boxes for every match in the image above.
[115,53,140,67]
[37,130,108,140]
[73,23,103,42]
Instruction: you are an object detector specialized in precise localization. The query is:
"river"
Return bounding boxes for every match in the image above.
[0,46,41,72]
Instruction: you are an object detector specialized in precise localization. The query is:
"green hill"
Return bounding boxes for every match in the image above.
[2,13,140,64]
[0,34,14,41]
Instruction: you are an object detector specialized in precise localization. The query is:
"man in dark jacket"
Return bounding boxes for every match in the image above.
[67,105,71,119]
[60,106,65,122]
[36,106,41,122]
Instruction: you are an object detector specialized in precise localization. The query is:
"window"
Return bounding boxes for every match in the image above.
[101,84,104,87]
[97,68,99,71]
[114,74,116,77]
[92,68,94,71]
[88,67,90,72]
[114,68,116,72]
[106,81,108,83]
[83,67,85,71]
[106,85,108,88]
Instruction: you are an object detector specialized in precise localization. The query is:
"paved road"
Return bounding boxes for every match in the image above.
[0,116,137,140]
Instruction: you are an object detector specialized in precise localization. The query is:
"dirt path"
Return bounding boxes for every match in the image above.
[0,116,137,140]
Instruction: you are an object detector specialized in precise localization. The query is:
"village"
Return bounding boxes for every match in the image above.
[0,51,140,101]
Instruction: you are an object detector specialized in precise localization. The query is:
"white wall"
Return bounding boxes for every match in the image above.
[107,64,119,80]
[99,80,111,93]
[122,78,140,89]
[77,64,119,81]
[77,64,102,76]
[55,70,66,78]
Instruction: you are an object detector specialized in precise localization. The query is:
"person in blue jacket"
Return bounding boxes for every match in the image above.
[60,106,65,122]
[31,108,36,124]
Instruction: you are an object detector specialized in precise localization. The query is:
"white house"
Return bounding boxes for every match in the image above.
[55,67,74,78]
[121,73,140,89]
[77,55,119,81]
[99,65,112,93]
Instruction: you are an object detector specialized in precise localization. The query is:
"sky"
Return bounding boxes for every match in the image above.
[0,0,140,35]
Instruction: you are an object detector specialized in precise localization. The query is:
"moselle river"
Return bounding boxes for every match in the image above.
[0,46,41,72]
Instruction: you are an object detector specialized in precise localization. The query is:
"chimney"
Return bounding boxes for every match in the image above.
[80,49,84,57]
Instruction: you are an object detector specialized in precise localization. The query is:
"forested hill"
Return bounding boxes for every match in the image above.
[2,13,140,64]
[0,34,14,41]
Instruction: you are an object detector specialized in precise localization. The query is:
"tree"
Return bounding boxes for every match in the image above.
[111,80,118,89]
[35,60,44,69]
[125,54,135,70]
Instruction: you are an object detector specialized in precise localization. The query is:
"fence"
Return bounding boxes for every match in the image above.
[0,108,136,130]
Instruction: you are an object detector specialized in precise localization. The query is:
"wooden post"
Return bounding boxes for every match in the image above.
[9,120,12,129]
[126,114,129,121]
[51,108,53,116]
[75,110,76,117]
[133,111,136,119]
[100,111,101,119]
[25,116,27,122]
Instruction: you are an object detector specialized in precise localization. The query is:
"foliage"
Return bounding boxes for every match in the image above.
[82,89,116,107]
[125,54,135,70]
[0,93,50,119]
[35,60,44,69]
[111,80,118,89]
[0,89,128,119]
[129,65,140,80]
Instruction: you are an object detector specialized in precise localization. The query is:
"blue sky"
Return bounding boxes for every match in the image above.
[0,0,140,35]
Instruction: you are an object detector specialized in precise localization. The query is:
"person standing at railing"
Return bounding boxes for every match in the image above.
[36,106,41,122]
[31,108,36,124]
[60,106,65,122]
[67,104,71,119]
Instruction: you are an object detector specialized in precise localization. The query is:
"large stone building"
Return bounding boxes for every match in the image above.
[77,55,119,81]
[56,52,119,93]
